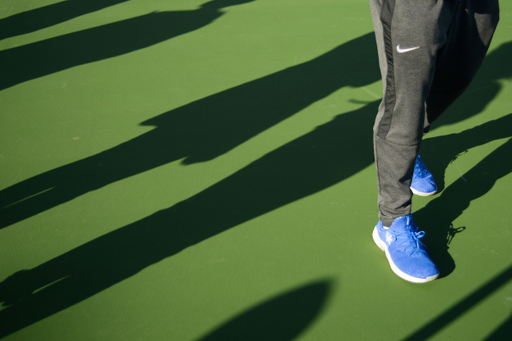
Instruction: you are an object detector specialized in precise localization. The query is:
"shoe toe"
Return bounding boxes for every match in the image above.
[387,244,439,281]
[411,175,437,195]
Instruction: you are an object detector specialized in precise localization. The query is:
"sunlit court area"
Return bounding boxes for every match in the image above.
[1,0,512,340]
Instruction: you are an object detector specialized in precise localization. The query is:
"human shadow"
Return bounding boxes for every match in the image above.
[0,100,378,338]
[2,101,512,338]
[0,34,510,340]
[0,0,255,90]
[196,281,331,341]
[0,0,129,40]
[0,32,380,228]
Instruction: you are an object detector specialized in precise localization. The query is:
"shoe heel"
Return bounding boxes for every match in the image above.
[372,227,385,252]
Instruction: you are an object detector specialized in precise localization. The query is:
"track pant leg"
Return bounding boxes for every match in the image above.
[369,0,499,226]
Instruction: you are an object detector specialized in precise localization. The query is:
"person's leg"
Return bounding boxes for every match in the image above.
[371,0,458,227]
[369,0,499,283]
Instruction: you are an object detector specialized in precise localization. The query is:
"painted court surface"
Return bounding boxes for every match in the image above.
[1,0,512,340]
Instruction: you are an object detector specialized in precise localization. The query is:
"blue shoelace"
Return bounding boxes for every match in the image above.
[414,156,429,177]
[396,227,426,256]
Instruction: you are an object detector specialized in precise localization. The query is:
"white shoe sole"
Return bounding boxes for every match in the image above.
[372,227,439,283]
[410,187,437,196]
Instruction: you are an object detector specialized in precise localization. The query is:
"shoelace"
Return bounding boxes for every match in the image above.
[414,156,429,177]
[447,225,466,245]
[395,227,426,256]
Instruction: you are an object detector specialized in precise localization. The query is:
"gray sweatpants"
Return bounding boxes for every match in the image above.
[370,0,500,226]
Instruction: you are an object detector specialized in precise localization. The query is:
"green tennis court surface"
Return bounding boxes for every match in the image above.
[1,0,511,339]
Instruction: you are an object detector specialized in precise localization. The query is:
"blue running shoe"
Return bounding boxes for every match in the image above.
[411,154,437,196]
[373,215,439,283]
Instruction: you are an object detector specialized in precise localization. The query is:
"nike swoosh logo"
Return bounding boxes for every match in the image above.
[396,45,420,53]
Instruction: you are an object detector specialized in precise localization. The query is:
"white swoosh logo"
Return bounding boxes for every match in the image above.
[397,45,420,53]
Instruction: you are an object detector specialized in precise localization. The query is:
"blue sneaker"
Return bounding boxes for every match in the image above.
[373,215,439,283]
[411,154,437,196]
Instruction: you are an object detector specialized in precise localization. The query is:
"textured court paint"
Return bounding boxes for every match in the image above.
[1,0,512,340]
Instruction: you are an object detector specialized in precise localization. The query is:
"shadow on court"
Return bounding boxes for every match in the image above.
[422,40,512,194]
[196,281,332,341]
[419,129,512,277]
[394,41,512,340]
[0,0,129,40]
[0,32,380,228]
[0,28,511,340]
[0,0,255,90]
[1,105,512,338]
[0,100,378,338]
[414,41,512,277]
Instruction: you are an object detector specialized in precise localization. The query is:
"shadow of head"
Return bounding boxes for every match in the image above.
[196,280,332,341]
